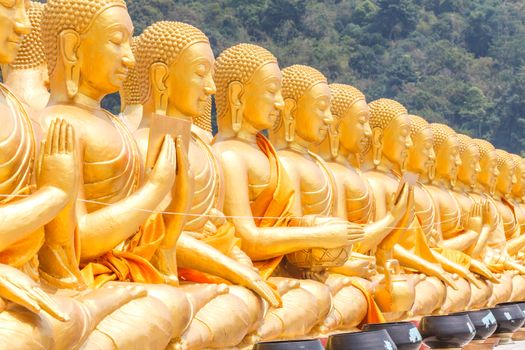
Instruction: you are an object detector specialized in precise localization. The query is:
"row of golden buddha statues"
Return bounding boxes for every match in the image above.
[1,0,525,349]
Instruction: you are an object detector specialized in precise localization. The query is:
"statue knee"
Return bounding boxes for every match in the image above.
[298,279,332,323]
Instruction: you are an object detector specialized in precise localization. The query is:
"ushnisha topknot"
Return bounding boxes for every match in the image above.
[472,138,495,160]
[11,1,46,70]
[194,96,212,133]
[368,98,408,130]
[408,114,430,138]
[457,134,479,156]
[281,64,327,102]
[495,149,515,171]
[329,83,366,121]
[430,123,457,152]
[134,21,209,104]
[42,0,127,76]
[215,43,277,119]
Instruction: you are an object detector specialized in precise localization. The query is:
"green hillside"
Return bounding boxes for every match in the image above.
[125,0,525,153]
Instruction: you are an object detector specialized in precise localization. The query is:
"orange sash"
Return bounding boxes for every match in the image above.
[351,279,385,326]
[81,213,166,288]
[251,133,295,280]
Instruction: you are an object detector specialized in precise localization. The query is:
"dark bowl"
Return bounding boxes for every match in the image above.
[326,329,397,350]
[490,303,525,335]
[419,314,476,348]
[253,339,324,350]
[363,322,422,350]
[451,309,497,340]
[497,301,525,314]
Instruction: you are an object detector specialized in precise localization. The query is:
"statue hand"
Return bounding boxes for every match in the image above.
[172,135,192,201]
[482,200,496,230]
[148,135,176,191]
[389,182,410,220]
[0,264,68,321]
[318,218,365,247]
[467,201,483,233]
[37,119,78,195]
[232,265,280,307]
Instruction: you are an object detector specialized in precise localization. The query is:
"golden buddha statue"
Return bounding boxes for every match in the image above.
[469,139,517,305]
[415,122,498,311]
[3,1,49,113]
[362,99,461,317]
[307,82,418,330]
[212,44,363,341]
[0,1,179,349]
[120,21,279,349]
[38,1,195,348]
[510,154,525,237]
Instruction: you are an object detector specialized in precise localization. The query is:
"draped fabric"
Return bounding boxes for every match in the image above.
[351,279,385,326]
[251,133,296,280]
[81,113,166,288]
[0,84,44,269]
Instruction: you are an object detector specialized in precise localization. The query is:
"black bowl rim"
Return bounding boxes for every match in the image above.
[497,301,525,307]
[420,314,472,321]
[255,339,322,345]
[329,329,390,339]
[364,321,417,327]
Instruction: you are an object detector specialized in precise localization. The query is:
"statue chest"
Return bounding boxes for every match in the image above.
[338,166,373,224]
[0,85,35,198]
[80,116,140,211]
[414,185,437,237]
[246,150,273,203]
[295,156,333,216]
[495,199,518,239]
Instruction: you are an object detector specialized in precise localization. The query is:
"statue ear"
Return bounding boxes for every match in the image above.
[283,98,296,143]
[227,81,243,133]
[372,127,383,166]
[59,30,81,99]
[150,62,169,115]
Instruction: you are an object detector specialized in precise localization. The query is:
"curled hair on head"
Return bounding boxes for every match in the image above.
[42,0,127,76]
[214,43,277,119]
[495,149,515,171]
[430,123,457,153]
[368,98,408,131]
[11,1,46,70]
[408,114,430,138]
[472,139,495,160]
[329,83,366,125]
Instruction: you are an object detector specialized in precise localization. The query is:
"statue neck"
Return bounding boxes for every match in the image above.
[3,67,49,111]
[315,137,333,162]
[215,110,258,144]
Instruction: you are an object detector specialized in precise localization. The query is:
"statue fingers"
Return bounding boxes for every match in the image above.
[58,119,67,153]
[51,118,61,154]
[66,122,75,154]
[44,118,57,156]
[30,286,69,321]
[252,280,281,308]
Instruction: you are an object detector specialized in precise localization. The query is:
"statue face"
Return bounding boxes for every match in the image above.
[295,82,332,144]
[243,62,284,131]
[458,146,481,187]
[382,114,412,166]
[407,127,435,175]
[512,162,525,198]
[77,6,134,98]
[496,161,515,195]
[0,0,30,64]
[166,42,215,118]
[339,99,372,154]
[436,136,461,182]
[478,151,499,191]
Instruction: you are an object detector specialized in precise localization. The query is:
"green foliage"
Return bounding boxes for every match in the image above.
[120,0,525,153]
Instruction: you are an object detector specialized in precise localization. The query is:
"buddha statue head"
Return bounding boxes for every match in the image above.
[457,134,481,189]
[323,83,371,159]
[367,98,412,170]
[510,154,525,200]
[3,1,49,110]
[472,139,499,195]
[122,21,215,118]
[430,123,462,187]
[215,43,283,137]
[270,64,332,149]
[0,0,30,64]
[494,149,516,197]
[406,115,435,180]
[42,0,135,103]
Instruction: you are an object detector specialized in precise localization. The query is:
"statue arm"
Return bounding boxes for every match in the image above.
[507,234,525,256]
[0,187,68,252]
[430,250,484,288]
[219,151,350,260]
[176,233,280,306]
[468,224,491,259]
[441,230,479,251]
[78,136,176,260]
[393,245,457,289]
